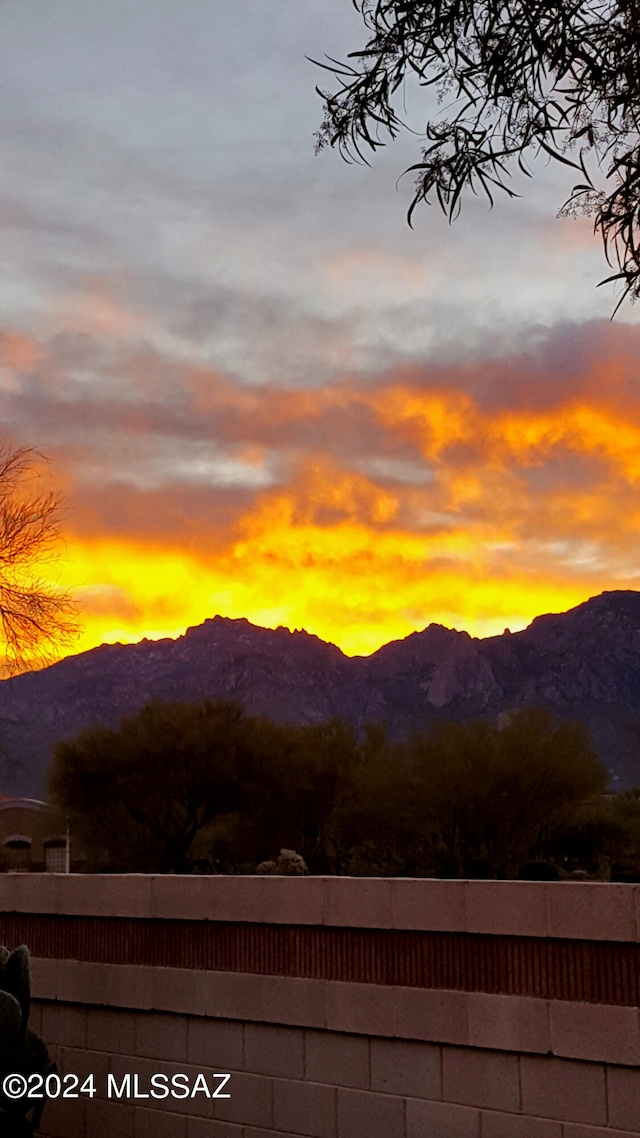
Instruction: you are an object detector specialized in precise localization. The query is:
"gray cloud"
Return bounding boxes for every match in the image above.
[0,0,632,394]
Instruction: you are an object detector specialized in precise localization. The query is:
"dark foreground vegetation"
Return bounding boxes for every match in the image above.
[0,945,52,1137]
[47,699,640,879]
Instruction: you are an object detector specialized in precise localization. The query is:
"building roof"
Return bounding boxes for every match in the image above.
[0,797,47,811]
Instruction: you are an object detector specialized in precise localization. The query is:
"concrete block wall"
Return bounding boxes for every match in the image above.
[30,1003,640,1138]
[0,876,638,1137]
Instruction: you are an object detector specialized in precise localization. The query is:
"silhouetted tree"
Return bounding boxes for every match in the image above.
[283,718,360,872]
[336,708,606,877]
[228,716,360,873]
[313,0,640,311]
[604,787,640,878]
[333,721,423,875]
[49,700,359,874]
[543,797,626,875]
[50,695,612,879]
[49,699,247,872]
[407,709,607,876]
[0,442,79,674]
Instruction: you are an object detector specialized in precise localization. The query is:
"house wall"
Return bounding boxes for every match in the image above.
[0,875,638,1138]
[0,800,71,869]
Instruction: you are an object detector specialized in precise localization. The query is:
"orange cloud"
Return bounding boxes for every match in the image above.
[49,426,640,660]
[0,332,41,373]
[47,277,144,340]
[8,314,640,665]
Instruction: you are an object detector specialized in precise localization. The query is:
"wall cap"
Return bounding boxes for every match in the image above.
[1,875,639,941]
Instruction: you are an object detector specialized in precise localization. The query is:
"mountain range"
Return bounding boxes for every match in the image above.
[3,589,640,797]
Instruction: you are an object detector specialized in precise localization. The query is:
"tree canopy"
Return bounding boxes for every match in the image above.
[48,699,359,874]
[406,708,607,876]
[0,442,79,674]
[313,0,640,311]
[49,699,246,873]
[49,695,617,878]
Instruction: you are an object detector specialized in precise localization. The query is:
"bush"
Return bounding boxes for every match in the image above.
[255,849,308,875]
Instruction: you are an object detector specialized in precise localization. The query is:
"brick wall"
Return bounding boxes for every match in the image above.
[0,875,638,1137]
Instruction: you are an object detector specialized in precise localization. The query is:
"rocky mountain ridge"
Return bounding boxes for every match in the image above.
[3,590,640,795]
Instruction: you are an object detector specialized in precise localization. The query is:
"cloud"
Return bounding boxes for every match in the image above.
[2,311,630,660]
[1,0,639,671]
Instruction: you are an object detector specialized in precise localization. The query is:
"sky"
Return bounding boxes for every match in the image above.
[1,0,640,662]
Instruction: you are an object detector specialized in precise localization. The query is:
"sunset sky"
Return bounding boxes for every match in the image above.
[2,0,640,662]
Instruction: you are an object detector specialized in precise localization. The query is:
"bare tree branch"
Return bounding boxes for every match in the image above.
[0,442,80,675]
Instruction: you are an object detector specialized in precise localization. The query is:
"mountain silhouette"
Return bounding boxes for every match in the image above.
[3,590,640,796]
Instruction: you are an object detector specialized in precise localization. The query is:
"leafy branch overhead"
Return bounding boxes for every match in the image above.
[312,0,640,312]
